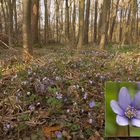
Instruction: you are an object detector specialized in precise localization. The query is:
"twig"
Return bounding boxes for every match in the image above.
[0,40,17,51]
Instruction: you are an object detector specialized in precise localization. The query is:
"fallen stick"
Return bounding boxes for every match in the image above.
[0,40,17,51]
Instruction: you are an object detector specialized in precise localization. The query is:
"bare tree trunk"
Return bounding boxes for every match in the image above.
[93,0,98,43]
[38,7,42,43]
[77,0,85,49]
[13,0,18,34]
[32,0,39,44]
[136,8,139,39]
[84,0,90,44]
[90,2,94,42]
[1,0,7,33]
[0,9,2,32]
[109,0,120,42]
[119,9,122,43]
[130,0,137,44]
[55,0,59,43]
[72,0,76,43]
[122,6,131,45]
[60,0,64,43]
[8,0,13,47]
[98,4,103,44]
[65,0,70,43]
[99,0,111,49]
[23,0,33,62]
[44,0,49,44]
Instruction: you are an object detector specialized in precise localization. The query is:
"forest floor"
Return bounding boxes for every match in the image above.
[0,44,140,140]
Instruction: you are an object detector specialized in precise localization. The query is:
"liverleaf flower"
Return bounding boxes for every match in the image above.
[110,87,140,127]
[55,131,62,138]
[89,101,95,108]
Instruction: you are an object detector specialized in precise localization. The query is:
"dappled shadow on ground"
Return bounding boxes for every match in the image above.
[0,45,140,139]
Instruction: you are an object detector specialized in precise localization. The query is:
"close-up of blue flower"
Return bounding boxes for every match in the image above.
[110,87,140,127]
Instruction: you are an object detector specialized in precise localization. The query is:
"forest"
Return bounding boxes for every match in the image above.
[0,0,140,139]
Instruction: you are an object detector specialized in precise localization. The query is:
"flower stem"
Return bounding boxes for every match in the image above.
[128,125,130,136]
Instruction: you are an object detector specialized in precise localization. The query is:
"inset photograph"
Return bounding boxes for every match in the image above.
[105,82,140,137]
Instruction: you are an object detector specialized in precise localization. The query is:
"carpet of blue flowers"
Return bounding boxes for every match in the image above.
[0,45,140,139]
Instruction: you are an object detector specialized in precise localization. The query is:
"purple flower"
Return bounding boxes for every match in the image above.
[67,109,70,113]
[34,81,46,94]
[83,92,88,99]
[89,101,95,108]
[56,92,63,99]
[110,87,140,127]
[89,80,93,85]
[88,118,93,124]
[28,104,35,111]
[27,68,32,75]
[3,123,11,130]
[55,131,62,138]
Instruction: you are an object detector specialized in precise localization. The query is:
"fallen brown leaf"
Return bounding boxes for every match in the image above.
[42,125,62,138]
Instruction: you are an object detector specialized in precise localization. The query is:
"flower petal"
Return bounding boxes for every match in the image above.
[131,118,140,127]
[118,87,131,110]
[110,100,124,115]
[132,91,140,109]
[136,110,140,119]
[116,115,129,126]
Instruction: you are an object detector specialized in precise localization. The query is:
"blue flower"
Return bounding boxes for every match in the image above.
[28,104,35,111]
[56,92,63,99]
[55,131,62,138]
[83,92,88,99]
[110,87,140,127]
[89,101,95,108]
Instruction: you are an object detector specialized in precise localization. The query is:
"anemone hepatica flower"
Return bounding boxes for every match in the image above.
[110,87,140,127]
[55,131,62,138]
[83,92,88,99]
[56,92,63,99]
[28,104,35,111]
[89,101,95,108]
[88,118,93,124]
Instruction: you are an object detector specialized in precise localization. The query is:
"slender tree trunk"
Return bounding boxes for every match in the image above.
[109,0,120,42]
[130,0,137,43]
[55,0,59,42]
[32,0,39,44]
[90,2,94,42]
[1,0,7,33]
[122,6,131,45]
[77,0,85,49]
[13,0,18,34]
[72,0,76,43]
[98,4,103,44]
[84,0,90,44]
[23,0,33,62]
[38,4,41,44]
[47,0,51,41]
[119,9,122,43]
[136,8,139,38]
[93,0,98,43]
[99,0,111,49]
[0,10,2,32]
[44,0,49,44]
[8,0,13,46]
[60,0,64,43]
[65,0,70,43]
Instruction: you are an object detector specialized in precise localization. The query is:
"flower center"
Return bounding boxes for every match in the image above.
[124,105,137,119]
